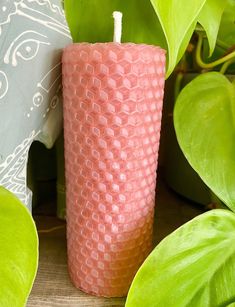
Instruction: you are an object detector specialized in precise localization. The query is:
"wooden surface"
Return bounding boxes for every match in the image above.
[27,178,204,307]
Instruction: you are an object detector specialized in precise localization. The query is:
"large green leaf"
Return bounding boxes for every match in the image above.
[150,0,206,77]
[64,0,167,49]
[126,209,235,307]
[0,187,38,306]
[197,0,228,56]
[174,72,235,211]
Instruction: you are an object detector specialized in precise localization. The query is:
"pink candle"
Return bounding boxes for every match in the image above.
[62,13,165,297]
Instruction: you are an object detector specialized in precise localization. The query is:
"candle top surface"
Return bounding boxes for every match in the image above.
[64,42,166,55]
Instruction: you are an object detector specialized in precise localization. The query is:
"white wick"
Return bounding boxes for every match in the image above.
[113,11,122,43]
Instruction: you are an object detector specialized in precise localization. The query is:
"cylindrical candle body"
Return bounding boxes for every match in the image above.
[62,43,165,297]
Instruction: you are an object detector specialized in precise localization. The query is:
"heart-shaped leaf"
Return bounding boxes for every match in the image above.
[174,72,235,212]
[0,187,38,306]
[150,0,206,76]
[126,209,235,307]
[64,0,167,49]
[197,0,228,56]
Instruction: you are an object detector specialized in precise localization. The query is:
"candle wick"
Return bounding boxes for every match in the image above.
[113,11,122,43]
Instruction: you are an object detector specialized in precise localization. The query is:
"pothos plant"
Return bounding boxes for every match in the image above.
[64,0,235,306]
[127,1,235,307]
[0,187,38,307]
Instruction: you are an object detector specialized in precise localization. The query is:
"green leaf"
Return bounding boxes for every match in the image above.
[64,0,167,49]
[150,0,206,77]
[217,0,235,48]
[202,1,235,67]
[197,0,228,56]
[174,72,235,211]
[0,187,38,306]
[126,209,235,307]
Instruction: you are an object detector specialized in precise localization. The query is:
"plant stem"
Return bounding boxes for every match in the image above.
[216,39,230,51]
[174,72,184,100]
[196,33,235,69]
[220,59,235,74]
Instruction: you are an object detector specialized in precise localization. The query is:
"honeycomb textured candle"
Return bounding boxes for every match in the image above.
[62,43,165,297]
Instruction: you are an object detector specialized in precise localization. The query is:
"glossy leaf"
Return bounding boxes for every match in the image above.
[150,0,206,76]
[0,187,38,306]
[126,209,235,307]
[174,72,235,211]
[197,0,228,56]
[64,0,167,49]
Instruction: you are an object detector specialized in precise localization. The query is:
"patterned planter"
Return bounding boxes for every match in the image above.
[0,0,71,210]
